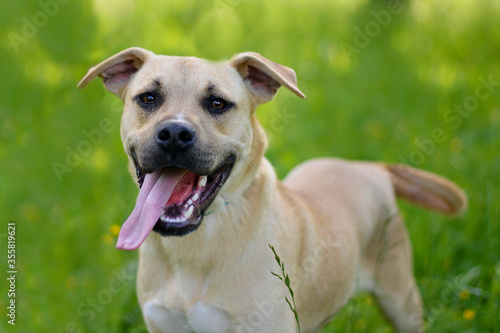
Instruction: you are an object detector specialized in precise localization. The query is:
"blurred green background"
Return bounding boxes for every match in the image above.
[1,0,499,332]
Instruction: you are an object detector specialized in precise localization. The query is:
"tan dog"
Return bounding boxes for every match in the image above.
[78,48,467,333]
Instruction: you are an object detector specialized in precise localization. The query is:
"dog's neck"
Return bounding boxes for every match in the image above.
[140,153,279,276]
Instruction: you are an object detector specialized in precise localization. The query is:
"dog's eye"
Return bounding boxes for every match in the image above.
[140,93,156,104]
[136,91,163,111]
[211,99,226,109]
[208,98,233,114]
[203,96,234,115]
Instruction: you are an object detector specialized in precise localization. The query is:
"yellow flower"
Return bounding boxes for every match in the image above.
[463,309,476,320]
[459,289,470,300]
[66,276,78,292]
[355,319,366,330]
[101,234,113,244]
[366,296,374,306]
[110,224,121,237]
[451,137,463,153]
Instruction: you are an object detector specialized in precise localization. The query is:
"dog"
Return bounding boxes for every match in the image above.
[78,48,467,333]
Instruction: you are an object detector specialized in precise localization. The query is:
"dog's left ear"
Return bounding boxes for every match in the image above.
[230,52,305,105]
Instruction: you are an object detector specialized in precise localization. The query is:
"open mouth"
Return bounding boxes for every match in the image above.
[151,162,233,236]
[116,156,235,250]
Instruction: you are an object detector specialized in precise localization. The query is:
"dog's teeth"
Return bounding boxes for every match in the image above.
[165,216,186,224]
[198,176,207,187]
[187,199,193,205]
[192,193,199,202]
[184,205,194,219]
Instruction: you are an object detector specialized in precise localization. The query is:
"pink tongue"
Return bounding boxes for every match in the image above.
[116,168,187,250]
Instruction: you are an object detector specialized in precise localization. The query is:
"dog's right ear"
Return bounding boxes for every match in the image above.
[230,52,305,105]
[77,47,154,98]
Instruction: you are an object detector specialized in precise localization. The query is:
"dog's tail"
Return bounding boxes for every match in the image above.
[382,164,467,216]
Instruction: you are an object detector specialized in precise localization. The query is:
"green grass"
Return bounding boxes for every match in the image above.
[1,0,499,332]
[270,244,301,333]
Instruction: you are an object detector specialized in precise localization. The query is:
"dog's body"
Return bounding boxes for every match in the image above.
[79,48,467,333]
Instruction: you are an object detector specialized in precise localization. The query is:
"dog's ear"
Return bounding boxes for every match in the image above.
[77,47,154,98]
[230,52,305,105]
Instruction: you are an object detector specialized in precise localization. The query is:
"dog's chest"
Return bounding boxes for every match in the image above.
[138,263,235,332]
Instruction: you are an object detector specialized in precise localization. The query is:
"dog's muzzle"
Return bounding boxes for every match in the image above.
[116,121,236,250]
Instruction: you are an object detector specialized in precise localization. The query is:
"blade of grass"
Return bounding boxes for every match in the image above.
[269,244,301,333]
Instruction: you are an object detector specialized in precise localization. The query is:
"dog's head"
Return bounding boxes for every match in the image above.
[78,47,304,249]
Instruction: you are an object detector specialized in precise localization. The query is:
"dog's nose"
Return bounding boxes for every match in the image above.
[156,123,196,151]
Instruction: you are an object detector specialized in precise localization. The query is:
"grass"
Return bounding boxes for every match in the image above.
[269,244,301,333]
[1,0,499,332]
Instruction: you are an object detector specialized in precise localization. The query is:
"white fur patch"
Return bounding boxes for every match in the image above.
[187,303,231,333]
[143,302,231,333]
[356,267,374,293]
[143,303,191,333]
